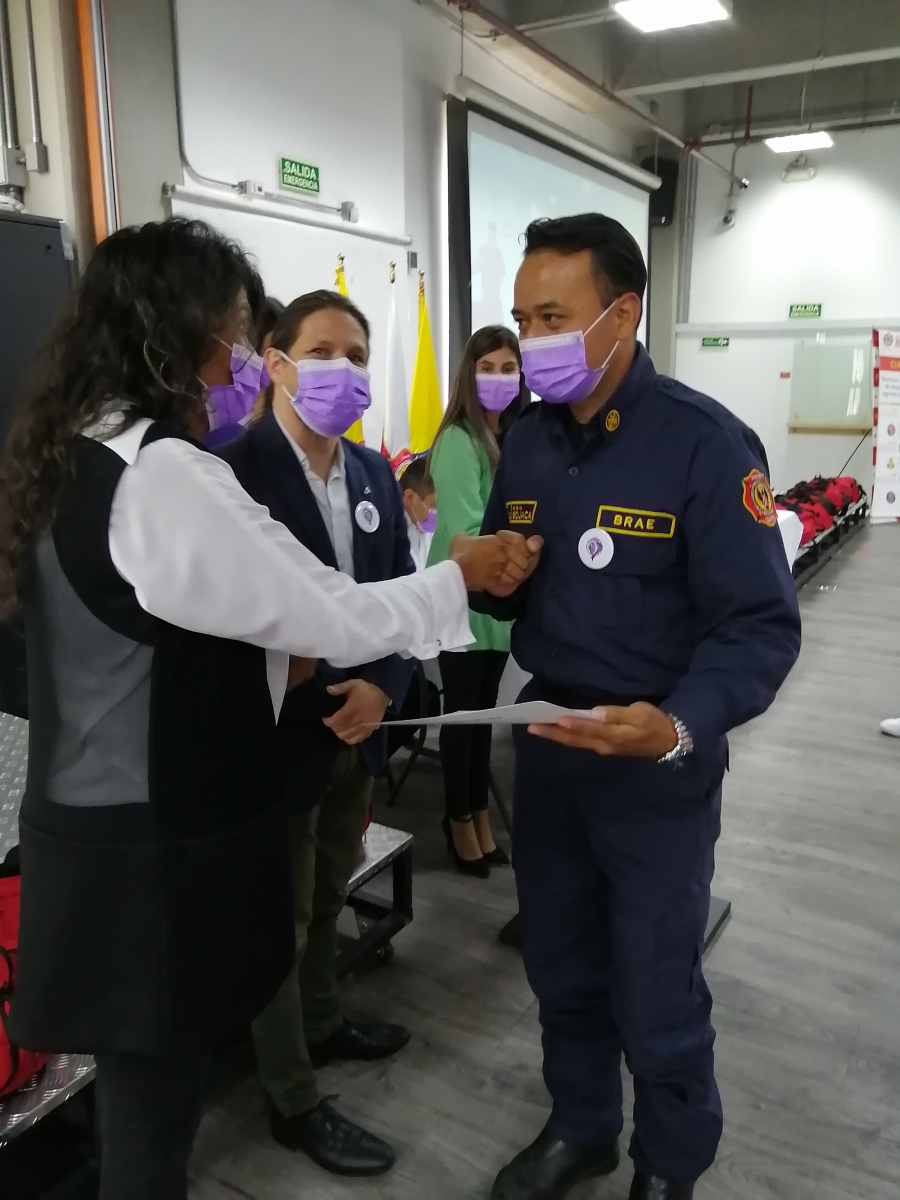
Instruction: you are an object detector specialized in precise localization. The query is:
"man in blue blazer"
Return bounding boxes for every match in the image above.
[219,290,416,1178]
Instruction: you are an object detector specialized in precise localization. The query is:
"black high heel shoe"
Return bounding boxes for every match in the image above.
[482,844,511,867]
[441,816,490,878]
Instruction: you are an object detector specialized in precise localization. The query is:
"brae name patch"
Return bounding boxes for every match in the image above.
[742,469,777,527]
[596,506,676,538]
[507,500,537,525]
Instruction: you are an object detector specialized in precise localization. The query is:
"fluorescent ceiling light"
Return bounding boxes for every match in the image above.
[765,131,834,153]
[614,0,732,34]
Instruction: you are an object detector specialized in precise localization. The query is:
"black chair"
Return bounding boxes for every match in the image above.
[381,661,513,839]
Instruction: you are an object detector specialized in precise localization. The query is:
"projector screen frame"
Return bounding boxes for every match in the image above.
[446,96,656,380]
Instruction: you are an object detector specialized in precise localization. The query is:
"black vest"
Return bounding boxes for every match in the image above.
[9,425,294,1055]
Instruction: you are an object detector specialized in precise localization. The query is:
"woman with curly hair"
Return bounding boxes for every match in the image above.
[0,218,539,1200]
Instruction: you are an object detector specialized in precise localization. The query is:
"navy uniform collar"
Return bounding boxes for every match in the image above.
[541,343,656,454]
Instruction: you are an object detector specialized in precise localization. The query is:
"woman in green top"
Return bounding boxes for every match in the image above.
[427,326,529,876]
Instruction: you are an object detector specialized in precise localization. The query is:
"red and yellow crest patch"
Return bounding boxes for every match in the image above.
[742,469,777,527]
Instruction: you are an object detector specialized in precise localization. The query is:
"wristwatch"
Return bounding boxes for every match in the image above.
[658,712,694,766]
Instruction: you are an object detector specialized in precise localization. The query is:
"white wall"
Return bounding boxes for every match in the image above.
[675,126,900,491]
[688,128,900,325]
[170,0,638,399]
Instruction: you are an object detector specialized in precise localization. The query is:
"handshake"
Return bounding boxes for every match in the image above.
[448,531,544,598]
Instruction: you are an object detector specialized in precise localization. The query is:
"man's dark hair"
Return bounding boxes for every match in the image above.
[399,455,433,497]
[524,213,647,305]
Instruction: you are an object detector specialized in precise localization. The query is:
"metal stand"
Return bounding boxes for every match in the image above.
[337,823,413,977]
[792,500,868,590]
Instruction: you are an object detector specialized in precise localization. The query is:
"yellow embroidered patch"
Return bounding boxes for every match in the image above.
[596,506,676,538]
[506,500,538,525]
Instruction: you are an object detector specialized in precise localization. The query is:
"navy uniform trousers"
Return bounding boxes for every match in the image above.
[512,722,725,1183]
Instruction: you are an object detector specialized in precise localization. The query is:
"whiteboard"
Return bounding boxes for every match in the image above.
[169,195,412,448]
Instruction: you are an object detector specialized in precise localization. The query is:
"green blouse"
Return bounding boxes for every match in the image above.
[427,422,512,654]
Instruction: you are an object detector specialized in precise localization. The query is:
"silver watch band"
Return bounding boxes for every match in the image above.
[658,712,694,765]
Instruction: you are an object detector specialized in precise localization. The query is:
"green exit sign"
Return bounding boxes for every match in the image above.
[701,336,730,348]
[279,156,320,195]
[789,303,822,319]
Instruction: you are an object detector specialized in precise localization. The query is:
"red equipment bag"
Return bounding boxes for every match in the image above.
[0,853,49,1096]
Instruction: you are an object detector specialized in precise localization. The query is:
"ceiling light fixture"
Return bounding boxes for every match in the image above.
[614,0,732,34]
[780,154,817,183]
[765,131,834,153]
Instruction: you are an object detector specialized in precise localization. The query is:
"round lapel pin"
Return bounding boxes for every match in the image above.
[355,500,380,533]
[578,527,614,570]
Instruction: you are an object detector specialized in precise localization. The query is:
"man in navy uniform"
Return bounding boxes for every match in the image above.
[474,214,801,1200]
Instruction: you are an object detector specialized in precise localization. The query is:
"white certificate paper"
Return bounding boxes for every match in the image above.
[381,701,592,728]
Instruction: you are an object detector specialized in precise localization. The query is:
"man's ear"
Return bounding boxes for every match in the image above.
[615,293,642,338]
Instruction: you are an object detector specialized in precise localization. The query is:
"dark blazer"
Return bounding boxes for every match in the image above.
[219,410,415,806]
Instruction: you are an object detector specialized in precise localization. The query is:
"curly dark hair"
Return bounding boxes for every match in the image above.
[0,217,264,617]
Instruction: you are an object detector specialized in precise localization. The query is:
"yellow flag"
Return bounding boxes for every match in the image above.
[408,273,442,455]
[335,254,364,443]
[335,254,348,298]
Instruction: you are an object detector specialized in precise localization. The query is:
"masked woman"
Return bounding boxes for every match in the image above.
[427,326,529,876]
[0,220,538,1200]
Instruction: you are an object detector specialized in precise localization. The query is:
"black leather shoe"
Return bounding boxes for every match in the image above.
[270,1098,395,1176]
[491,1126,619,1200]
[308,1018,411,1068]
[629,1173,694,1200]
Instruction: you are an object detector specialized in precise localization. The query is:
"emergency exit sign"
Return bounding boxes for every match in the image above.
[789,303,822,319]
[279,156,320,195]
[701,336,730,348]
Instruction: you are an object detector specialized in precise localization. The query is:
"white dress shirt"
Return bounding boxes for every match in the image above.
[405,513,433,573]
[97,418,473,717]
[273,411,355,578]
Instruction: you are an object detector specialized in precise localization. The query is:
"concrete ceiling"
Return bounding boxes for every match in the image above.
[476,0,900,140]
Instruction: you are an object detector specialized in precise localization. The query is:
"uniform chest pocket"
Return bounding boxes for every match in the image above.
[580,537,678,630]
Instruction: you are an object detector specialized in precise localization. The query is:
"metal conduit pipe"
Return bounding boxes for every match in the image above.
[446,0,748,191]
[0,0,18,151]
[23,0,48,172]
[0,0,24,199]
[699,113,900,147]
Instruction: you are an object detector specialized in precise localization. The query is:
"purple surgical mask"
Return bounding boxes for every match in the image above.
[519,304,618,404]
[418,509,437,534]
[203,341,268,447]
[281,354,371,438]
[476,372,521,413]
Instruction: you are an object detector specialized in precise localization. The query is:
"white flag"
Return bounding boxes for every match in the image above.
[383,277,409,457]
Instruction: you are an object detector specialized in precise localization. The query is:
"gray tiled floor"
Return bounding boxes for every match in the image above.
[190,524,900,1199]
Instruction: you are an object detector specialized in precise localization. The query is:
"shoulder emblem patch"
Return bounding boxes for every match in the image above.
[506,500,537,525]
[742,469,777,527]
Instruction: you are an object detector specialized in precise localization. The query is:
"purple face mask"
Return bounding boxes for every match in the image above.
[418,509,437,534]
[203,342,269,447]
[519,304,618,404]
[476,372,521,413]
[282,355,371,438]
